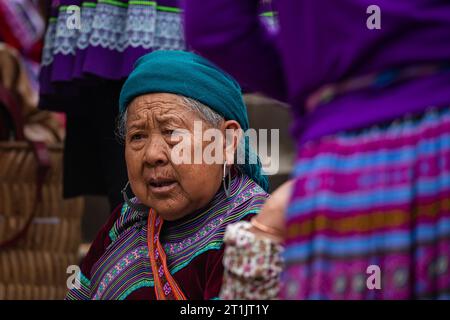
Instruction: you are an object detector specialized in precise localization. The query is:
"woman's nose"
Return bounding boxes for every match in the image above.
[143,135,169,167]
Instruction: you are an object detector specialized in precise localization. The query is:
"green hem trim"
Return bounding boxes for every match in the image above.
[79,272,91,288]
[82,2,97,8]
[108,202,128,243]
[260,11,276,17]
[129,0,157,5]
[57,0,181,12]
[81,2,97,8]
[167,210,259,275]
[169,242,223,275]
[156,5,181,13]
[117,279,154,300]
[108,228,117,243]
[98,0,129,8]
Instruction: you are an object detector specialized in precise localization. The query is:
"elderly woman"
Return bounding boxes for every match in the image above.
[66,50,269,300]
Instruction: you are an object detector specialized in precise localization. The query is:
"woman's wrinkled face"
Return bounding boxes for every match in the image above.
[125,93,226,221]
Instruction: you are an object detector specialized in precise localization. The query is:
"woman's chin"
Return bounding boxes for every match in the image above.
[147,200,190,221]
[154,207,187,221]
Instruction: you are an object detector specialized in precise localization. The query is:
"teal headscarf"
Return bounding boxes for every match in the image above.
[119,50,268,192]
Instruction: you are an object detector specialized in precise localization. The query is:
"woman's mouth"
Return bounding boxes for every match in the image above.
[147,179,178,195]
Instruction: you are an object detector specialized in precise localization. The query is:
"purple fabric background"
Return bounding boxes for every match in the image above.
[183,0,450,144]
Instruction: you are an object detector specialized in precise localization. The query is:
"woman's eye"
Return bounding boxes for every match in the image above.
[162,129,174,136]
[130,133,146,141]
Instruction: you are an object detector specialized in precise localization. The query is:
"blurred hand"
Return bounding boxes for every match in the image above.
[250,179,294,242]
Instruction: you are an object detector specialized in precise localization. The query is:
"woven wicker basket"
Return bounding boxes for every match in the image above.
[0,87,84,300]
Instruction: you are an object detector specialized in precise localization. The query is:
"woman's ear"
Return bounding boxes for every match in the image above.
[221,120,242,165]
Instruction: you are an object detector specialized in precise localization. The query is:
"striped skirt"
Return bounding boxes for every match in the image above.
[281,106,450,299]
